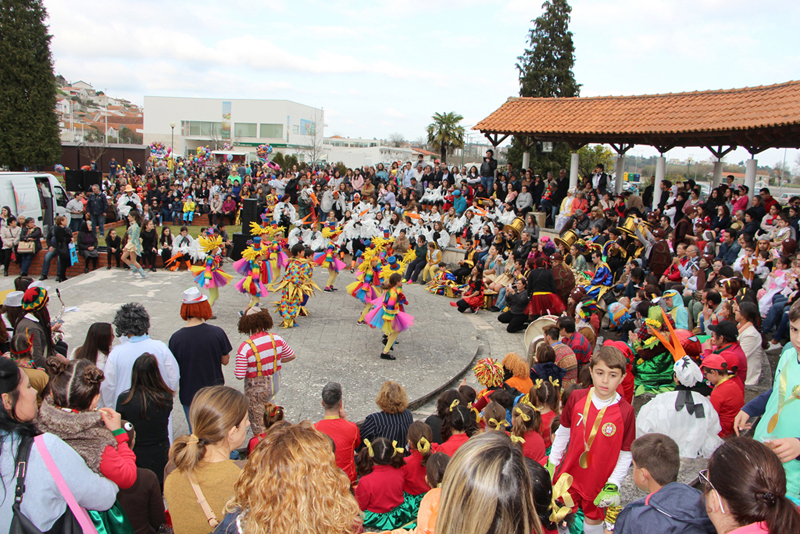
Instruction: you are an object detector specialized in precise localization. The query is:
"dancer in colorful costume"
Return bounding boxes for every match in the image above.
[315,242,346,292]
[365,273,414,360]
[190,231,233,310]
[233,225,271,313]
[347,248,384,325]
[273,243,319,328]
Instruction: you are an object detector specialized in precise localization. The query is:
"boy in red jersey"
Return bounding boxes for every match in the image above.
[315,382,360,485]
[547,346,635,534]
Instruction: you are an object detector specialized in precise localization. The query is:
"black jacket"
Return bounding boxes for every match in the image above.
[54,225,72,256]
[479,157,497,178]
[506,288,530,315]
[21,226,43,254]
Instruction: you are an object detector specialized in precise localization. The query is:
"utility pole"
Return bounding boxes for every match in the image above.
[104,90,108,146]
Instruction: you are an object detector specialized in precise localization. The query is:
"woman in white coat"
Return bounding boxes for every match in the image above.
[735,299,764,385]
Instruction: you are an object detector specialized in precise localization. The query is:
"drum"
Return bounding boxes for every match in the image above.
[523,315,558,367]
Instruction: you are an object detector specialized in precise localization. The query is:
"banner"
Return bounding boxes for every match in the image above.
[222,101,231,139]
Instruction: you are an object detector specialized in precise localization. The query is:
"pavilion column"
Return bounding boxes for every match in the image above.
[653,156,666,209]
[615,154,626,194]
[522,151,531,170]
[712,160,723,188]
[569,152,580,190]
[745,158,757,204]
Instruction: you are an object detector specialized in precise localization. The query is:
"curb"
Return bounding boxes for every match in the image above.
[407,343,485,412]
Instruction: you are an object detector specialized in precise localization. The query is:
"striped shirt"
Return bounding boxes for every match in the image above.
[234,332,295,379]
[359,409,414,449]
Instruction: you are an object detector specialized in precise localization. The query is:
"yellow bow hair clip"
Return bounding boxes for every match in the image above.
[510,435,526,444]
[549,473,575,524]
[391,440,405,456]
[449,399,460,412]
[488,418,510,431]
[515,407,531,421]
[363,439,375,457]
[534,378,544,389]
[549,377,560,388]
[417,437,431,454]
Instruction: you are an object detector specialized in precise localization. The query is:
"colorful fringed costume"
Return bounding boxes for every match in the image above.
[314,243,346,291]
[273,256,319,328]
[585,261,614,301]
[346,250,384,323]
[366,284,414,354]
[190,233,233,307]
[233,238,269,310]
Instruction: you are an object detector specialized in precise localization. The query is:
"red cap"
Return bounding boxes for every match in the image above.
[701,353,729,372]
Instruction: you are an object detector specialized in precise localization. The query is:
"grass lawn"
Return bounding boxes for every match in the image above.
[155,225,241,238]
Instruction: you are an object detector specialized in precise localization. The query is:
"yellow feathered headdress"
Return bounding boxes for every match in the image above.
[198,234,223,255]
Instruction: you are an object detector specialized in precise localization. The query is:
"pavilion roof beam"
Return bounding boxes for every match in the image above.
[707,145,736,159]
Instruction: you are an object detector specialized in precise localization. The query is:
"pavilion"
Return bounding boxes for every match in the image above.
[474,80,800,206]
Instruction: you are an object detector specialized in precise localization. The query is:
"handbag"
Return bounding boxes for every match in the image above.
[17,241,35,254]
[188,475,219,529]
[10,435,97,534]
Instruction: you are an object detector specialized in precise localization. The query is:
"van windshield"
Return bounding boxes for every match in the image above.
[53,185,67,208]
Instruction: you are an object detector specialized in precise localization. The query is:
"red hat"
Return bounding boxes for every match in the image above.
[701,353,730,373]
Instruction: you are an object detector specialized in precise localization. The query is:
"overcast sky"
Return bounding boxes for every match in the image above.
[44,0,800,168]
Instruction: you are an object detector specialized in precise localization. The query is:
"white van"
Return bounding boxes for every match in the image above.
[0,172,69,231]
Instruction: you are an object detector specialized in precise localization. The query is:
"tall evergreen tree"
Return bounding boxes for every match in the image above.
[508,0,580,174]
[0,0,61,170]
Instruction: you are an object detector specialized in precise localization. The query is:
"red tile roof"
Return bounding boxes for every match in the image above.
[474,81,800,149]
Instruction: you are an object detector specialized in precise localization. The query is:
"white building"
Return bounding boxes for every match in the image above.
[143,96,324,161]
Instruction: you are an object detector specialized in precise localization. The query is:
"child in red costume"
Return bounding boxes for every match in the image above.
[702,352,744,438]
[511,403,546,465]
[547,346,636,534]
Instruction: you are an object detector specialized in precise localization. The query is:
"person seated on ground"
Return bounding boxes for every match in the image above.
[497,276,529,333]
[701,352,744,439]
[360,380,414,448]
[557,316,591,371]
[502,352,533,394]
[702,320,747,392]
[246,402,284,456]
[315,381,361,485]
[614,433,715,534]
[451,265,483,314]
[545,325,577,388]
[702,437,800,534]
[636,356,723,459]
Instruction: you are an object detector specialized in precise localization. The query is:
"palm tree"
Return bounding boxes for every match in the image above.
[426,112,465,164]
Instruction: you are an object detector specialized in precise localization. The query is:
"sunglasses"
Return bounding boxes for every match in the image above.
[698,469,725,514]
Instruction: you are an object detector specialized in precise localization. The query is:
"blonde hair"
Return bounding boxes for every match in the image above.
[226,421,362,534]
[169,386,248,474]
[437,432,542,534]
[375,380,408,414]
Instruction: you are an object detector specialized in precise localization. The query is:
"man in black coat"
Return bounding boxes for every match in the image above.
[590,164,609,195]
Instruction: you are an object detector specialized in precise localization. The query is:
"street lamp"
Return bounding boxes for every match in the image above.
[170,122,176,155]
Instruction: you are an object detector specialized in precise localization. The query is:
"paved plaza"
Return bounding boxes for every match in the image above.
[4,264,528,436]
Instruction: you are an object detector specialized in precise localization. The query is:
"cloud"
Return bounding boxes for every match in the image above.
[383,108,405,118]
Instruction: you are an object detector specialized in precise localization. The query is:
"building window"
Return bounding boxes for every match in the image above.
[234,123,257,138]
[297,154,305,162]
[259,124,283,138]
[181,121,223,137]
[292,125,299,134]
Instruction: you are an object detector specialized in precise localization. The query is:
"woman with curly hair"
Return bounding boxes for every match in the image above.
[216,421,362,534]
[360,380,414,448]
[502,352,533,394]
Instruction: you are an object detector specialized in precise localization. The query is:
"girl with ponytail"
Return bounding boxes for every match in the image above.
[439,402,478,456]
[403,421,435,514]
[703,437,800,534]
[511,403,546,465]
[355,436,413,531]
[165,386,249,534]
[483,401,510,433]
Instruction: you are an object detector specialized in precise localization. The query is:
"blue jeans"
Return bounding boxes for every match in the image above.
[495,287,507,310]
[91,213,105,237]
[762,294,788,334]
[183,404,192,433]
[69,219,82,233]
[20,253,34,275]
[40,249,61,278]
[161,208,173,223]
[481,176,494,195]
[776,309,792,342]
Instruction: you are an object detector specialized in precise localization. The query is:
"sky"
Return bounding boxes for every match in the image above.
[43,0,800,169]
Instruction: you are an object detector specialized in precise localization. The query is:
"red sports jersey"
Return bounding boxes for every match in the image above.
[555,388,635,501]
